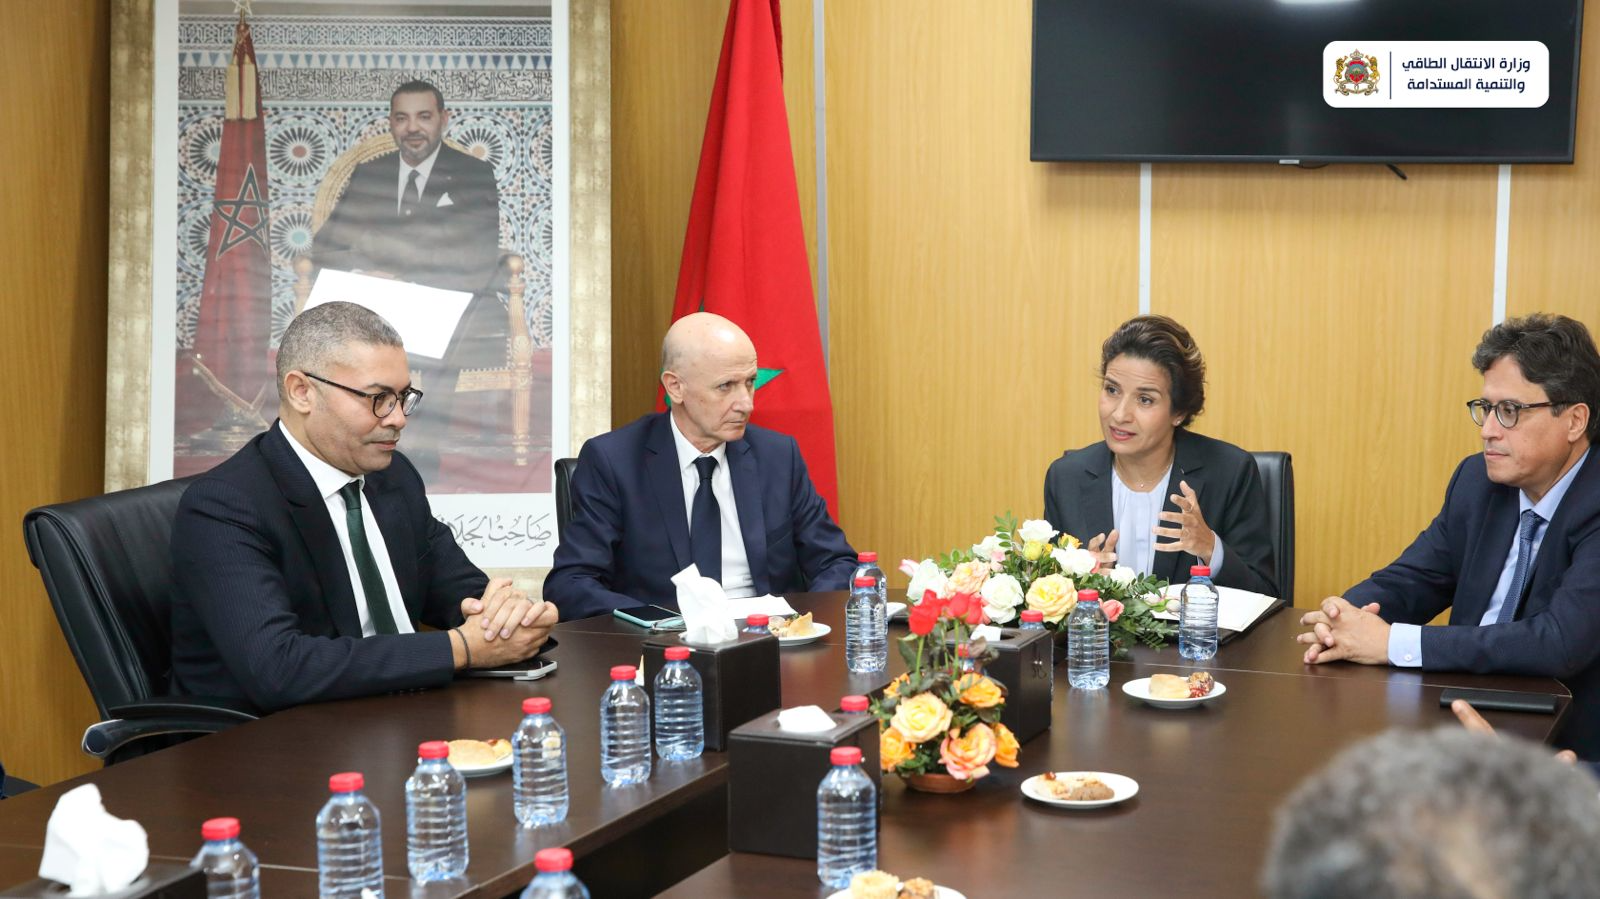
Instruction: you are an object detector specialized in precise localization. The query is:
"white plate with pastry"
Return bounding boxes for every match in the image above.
[825,870,967,899]
[1021,771,1139,809]
[446,738,514,776]
[1121,672,1226,709]
[766,613,831,646]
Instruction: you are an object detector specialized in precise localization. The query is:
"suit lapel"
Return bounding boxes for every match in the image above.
[727,438,768,593]
[366,471,421,621]
[645,415,692,570]
[261,425,365,638]
[1455,487,1520,624]
[1078,444,1115,542]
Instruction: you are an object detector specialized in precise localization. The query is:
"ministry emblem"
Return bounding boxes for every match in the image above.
[1333,50,1380,96]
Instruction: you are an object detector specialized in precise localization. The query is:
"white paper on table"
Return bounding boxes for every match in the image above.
[1154,584,1279,632]
[305,269,473,360]
[725,595,797,618]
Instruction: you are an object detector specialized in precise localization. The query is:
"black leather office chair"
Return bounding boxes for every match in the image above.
[23,477,256,765]
[1249,451,1295,602]
[0,756,36,798]
[554,457,579,544]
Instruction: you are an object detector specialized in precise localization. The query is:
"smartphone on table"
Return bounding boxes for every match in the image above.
[613,604,686,631]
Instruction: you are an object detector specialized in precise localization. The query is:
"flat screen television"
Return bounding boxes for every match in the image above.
[1031,0,1584,163]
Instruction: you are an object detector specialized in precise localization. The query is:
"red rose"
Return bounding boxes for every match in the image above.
[948,592,973,621]
[963,599,984,625]
[909,603,939,636]
[922,589,941,606]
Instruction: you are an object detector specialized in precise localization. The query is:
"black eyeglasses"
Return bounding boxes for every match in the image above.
[1467,397,1567,429]
[304,372,423,418]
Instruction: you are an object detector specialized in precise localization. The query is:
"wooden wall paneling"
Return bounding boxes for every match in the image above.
[1153,164,1494,607]
[1507,4,1600,326]
[0,0,111,785]
[609,0,816,429]
[825,1,1140,563]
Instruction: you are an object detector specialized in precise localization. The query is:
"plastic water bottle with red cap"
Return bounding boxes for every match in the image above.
[316,771,383,898]
[1067,588,1109,689]
[816,746,877,888]
[513,697,569,827]
[1019,608,1046,631]
[1180,564,1219,660]
[519,847,590,898]
[600,665,651,786]
[654,646,704,761]
[742,613,771,635]
[406,741,468,882]
[191,817,259,898]
[852,551,887,605]
[840,695,870,716]
[846,573,887,674]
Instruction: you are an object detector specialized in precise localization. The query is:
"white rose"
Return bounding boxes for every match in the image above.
[972,535,1006,563]
[1050,546,1097,577]
[980,573,1023,624]
[1105,565,1137,588]
[905,559,951,603]
[1017,519,1058,544]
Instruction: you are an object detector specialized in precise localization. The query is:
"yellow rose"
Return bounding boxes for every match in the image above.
[939,723,997,781]
[948,560,990,595]
[992,723,1020,768]
[891,692,954,744]
[1026,573,1076,623]
[880,726,915,771]
[1022,540,1046,561]
[955,673,1005,709]
[1056,533,1081,550]
[883,673,911,700]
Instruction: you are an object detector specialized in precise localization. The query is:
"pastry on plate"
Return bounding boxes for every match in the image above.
[898,877,937,899]
[1040,772,1114,801]
[447,738,512,766]
[768,612,816,637]
[848,870,899,899]
[1148,673,1191,700]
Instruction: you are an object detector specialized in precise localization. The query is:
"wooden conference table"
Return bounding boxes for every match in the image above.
[0,595,1571,898]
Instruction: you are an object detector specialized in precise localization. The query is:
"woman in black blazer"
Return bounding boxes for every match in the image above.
[1043,315,1278,596]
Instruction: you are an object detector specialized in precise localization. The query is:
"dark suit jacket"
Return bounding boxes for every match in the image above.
[1346,451,1600,757]
[313,145,502,294]
[1043,429,1278,596]
[170,425,488,712]
[543,413,859,621]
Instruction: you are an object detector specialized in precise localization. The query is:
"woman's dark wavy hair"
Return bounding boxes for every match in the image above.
[1100,315,1206,428]
[1472,313,1600,442]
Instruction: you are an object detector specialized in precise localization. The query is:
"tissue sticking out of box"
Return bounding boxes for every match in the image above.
[673,564,739,645]
[777,705,839,733]
[38,783,149,896]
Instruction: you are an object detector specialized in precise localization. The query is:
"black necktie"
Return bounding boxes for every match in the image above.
[401,169,421,217]
[339,480,400,635]
[690,456,722,583]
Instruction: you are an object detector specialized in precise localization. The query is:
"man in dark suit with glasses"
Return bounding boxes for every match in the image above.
[170,301,556,712]
[1296,313,1600,758]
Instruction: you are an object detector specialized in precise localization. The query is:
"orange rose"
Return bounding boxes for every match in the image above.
[883,673,911,700]
[880,727,915,771]
[992,723,1020,768]
[939,723,997,781]
[955,673,1005,709]
[891,693,954,744]
[948,560,991,595]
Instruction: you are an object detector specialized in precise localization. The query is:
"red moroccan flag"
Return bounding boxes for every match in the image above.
[184,16,275,421]
[666,0,841,516]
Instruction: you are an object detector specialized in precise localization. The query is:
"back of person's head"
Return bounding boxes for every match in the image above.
[276,302,404,403]
[1473,312,1600,443]
[1261,728,1600,899]
[1100,314,1206,427]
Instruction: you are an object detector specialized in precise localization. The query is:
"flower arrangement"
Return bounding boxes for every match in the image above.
[900,513,1176,657]
[872,592,1020,786]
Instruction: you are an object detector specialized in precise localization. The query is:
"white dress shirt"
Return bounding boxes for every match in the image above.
[668,412,755,598]
[279,422,414,636]
[395,144,443,212]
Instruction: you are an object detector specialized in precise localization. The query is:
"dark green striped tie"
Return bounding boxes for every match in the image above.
[339,480,400,635]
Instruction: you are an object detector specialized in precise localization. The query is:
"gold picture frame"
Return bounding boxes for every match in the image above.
[104,0,610,584]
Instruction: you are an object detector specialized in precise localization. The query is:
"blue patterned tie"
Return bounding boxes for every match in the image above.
[1494,509,1544,624]
[690,456,721,583]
